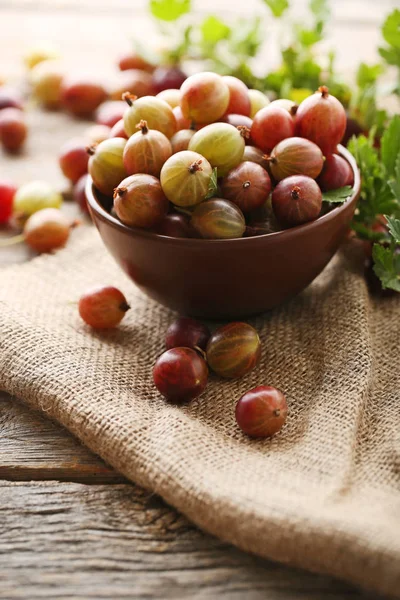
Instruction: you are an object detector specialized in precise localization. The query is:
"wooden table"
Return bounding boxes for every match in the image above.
[1,1,396,597]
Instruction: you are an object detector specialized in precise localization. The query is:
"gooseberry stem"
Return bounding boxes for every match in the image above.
[122,92,137,106]
[86,144,97,156]
[188,159,203,174]
[119,301,131,312]
[237,126,250,139]
[0,233,25,247]
[319,85,329,98]
[136,119,148,134]
[290,105,298,116]
[291,186,301,200]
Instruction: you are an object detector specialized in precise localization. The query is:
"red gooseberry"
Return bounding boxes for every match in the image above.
[109,119,128,139]
[152,66,187,93]
[123,119,172,177]
[191,199,246,239]
[173,105,192,130]
[23,208,74,253]
[317,154,354,191]
[222,75,251,116]
[268,137,324,181]
[0,108,27,152]
[221,161,271,213]
[153,347,208,403]
[251,105,295,153]
[0,180,17,224]
[295,86,347,156]
[155,213,192,238]
[206,322,261,378]
[61,77,108,116]
[235,385,288,438]
[272,175,322,228]
[79,286,130,329]
[113,174,169,229]
[180,72,230,124]
[110,69,155,101]
[95,101,126,128]
[118,52,155,73]
[170,129,195,153]
[59,139,89,184]
[166,317,210,351]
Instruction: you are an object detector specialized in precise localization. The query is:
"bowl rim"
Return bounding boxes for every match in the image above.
[86,144,360,247]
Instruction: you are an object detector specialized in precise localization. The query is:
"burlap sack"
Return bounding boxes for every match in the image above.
[1,228,399,597]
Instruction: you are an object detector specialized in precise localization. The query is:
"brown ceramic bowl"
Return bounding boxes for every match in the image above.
[86,146,360,319]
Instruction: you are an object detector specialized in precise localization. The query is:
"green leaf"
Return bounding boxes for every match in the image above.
[386,215,400,243]
[297,28,322,47]
[322,186,353,204]
[372,243,400,291]
[149,0,190,22]
[205,168,218,200]
[356,62,383,88]
[381,9,400,50]
[309,0,330,21]
[381,115,400,178]
[389,154,400,200]
[378,46,400,66]
[200,16,230,45]
[263,0,289,18]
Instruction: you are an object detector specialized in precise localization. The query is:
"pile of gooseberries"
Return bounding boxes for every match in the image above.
[82,72,352,237]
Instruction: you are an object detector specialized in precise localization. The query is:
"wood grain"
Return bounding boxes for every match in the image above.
[0,480,379,600]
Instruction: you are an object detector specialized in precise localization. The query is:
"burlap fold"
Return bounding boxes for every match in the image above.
[1,228,399,597]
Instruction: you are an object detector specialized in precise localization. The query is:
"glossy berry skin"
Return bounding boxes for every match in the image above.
[157,89,181,109]
[95,101,126,127]
[173,106,192,130]
[170,129,195,153]
[30,60,64,108]
[78,286,130,329]
[155,213,192,238]
[110,69,155,101]
[317,154,354,191]
[248,89,270,118]
[118,52,154,73]
[113,174,169,229]
[268,137,324,181]
[221,161,271,213]
[243,146,270,171]
[166,317,210,351]
[109,119,128,139]
[160,150,213,208]
[222,76,251,116]
[59,139,89,183]
[206,322,261,379]
[180,72,230,124]
[235,386,288,438]
[191,199,246,240]
[251,105,294,153]
[0,108,27,152]
[0,180,17,224]
[123,95,176,139]
[188,123,245,177]
[272,175,322,228]
[0,86,23,111]
[61,78,108,117]
[13,180,63,219]
[123,121,172,177]
[152,66,187,93]
[73,174,89,213]
[23,208,71,253]
[153,347,208,403]
[87,137,127,196]
[295,86,347,156]
[269,98,298,116]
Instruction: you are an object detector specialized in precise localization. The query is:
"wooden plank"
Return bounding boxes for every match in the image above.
[0,480,378,600]
[0,394,123,483]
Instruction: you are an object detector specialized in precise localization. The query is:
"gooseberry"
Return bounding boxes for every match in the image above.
[61,77,108,116]
[191,199,246,239]
[123,120,172,177]
[110,69,154,101]
[30,60,64,109]
[295,86,347,155]
[188,123,245,176]
[268,137,324,181]
[272,175,322,228]
[223,114,253,143]
[155,213,192,238]
[73,174,89,213]
[166,317,210,351]
[222,75,251,116]
[152,66,187,93]
[78,286,130,329]
[24,43,59,70]
[269,98,298,116]
[59,139,89,184]
[0,86,23,111]
[123,94,176,138]
[24,208,73,253]
[180,72,229,124]
[173,106,191,130]
[251,105,295,153]
[170,129,195,153]
[242,146,270,171]
[95,100,126,127]
[160,150,212,207]
[235,386,288,438]
[156,88,181,108]
[0,180,17,224]
[206,322,261,379]
[221,162,271,213]
[113,174,169,229]
[87,137,127,196]
[109,119,128,139]
[317,154,354,191]
[118,52,154,73]
[13,180,63,219]
[248,89,270,118]
[153,347,208,403]
[85,124,111,144]
[0,108,27,152]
